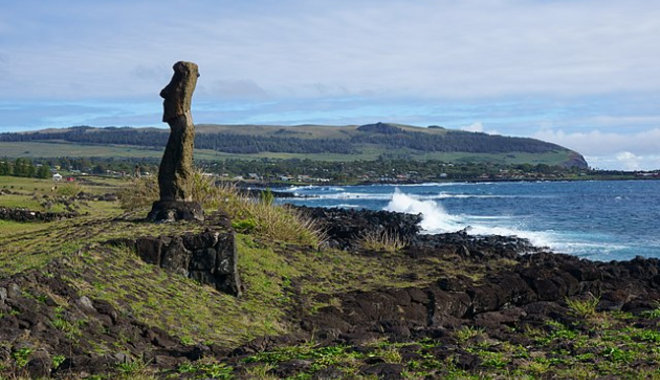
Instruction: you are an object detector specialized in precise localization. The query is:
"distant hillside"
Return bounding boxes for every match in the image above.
[0,123,588,168]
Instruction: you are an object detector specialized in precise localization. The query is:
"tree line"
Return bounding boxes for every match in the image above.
[0,158,51,178]
[0,126,565,154]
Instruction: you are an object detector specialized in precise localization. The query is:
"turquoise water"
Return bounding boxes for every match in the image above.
[278,180,660,261]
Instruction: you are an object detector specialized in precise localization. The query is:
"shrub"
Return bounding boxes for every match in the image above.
[359,230,406,253]
[640,302,660,319]
[191,171,224,209]
[260,188,275,206]
[117,176,159,210]
[55,183,82,197]
[455,325,484,343]
[232,218,257,233]
[565,294,600,318]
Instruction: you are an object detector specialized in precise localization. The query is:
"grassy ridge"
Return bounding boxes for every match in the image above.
[0,141,575,165]
[1,123,585,167]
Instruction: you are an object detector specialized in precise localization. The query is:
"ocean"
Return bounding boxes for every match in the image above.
[277,180,660,262]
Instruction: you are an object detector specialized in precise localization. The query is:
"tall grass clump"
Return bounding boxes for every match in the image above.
[358,229,406,253]
[218,182,323,246]
[118,170,324,246]
[117,175,159,210]
[565,294,600,318]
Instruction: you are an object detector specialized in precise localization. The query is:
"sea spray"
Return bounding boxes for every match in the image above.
[384,188,463,232]
[283,181,660,260]
[384,188,552,248]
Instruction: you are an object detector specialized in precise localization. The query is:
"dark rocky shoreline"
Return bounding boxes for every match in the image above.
[1,206,658,378]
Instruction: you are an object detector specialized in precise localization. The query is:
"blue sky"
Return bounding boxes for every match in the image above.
[1,0,660,169]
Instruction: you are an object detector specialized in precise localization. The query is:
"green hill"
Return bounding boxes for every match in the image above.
[0,123,588,168]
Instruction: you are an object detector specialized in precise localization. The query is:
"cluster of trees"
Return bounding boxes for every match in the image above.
[0,126,168,148]
[196,134,356,154]
[0,156,161,178]
[0,158,51,178]
[350,131,561,153]
[0,125,565,155]
[199,157,586,183]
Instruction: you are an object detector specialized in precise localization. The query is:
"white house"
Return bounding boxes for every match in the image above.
[52,173,62,181]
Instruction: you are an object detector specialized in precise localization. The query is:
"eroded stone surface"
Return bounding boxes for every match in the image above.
[148,61,203,222]
[107,228,242,297]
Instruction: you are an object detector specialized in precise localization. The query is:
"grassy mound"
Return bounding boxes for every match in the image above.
[118,172,323,247]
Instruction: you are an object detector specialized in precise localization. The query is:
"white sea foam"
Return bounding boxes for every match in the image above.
[383,189,552,248]
[285,185,346,195]
[283,185,316,192]
[393,181,496,187]
[317,192,392,200]
[384,189,463,232]
[335,203,361,208]
[433,193,509,199]
[463,215,513,220]
[313,191,516,201]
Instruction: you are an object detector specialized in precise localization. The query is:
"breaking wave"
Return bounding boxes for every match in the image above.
[384,189,553,248]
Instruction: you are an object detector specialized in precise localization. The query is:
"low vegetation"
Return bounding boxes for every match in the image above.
[358,229,406,253]
[118,171,324,246]
[565,294,600,318]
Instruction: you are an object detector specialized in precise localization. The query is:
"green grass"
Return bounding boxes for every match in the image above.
[118,173,325,246]
[0,175,62,191]
[454,326,484,343]
[0,140,575,165]
[0,175,126,214]
[64,244,269,347]
[0,219,52,234]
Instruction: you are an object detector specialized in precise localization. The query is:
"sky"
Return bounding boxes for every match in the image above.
[1,0,659,170]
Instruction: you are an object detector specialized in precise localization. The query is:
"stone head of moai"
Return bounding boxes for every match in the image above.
[160,61,199,123]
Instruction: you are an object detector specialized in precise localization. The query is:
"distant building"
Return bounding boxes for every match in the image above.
[52,173,62,181]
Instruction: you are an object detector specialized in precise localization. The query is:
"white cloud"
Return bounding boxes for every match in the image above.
[615,152,642,170]
[586,153,660,171]
[460,121,499,135]
[2,1,660,100]
[461,122,483,132]
[534,128,660,170]
[533,128,660,156]
[2,0,660,172]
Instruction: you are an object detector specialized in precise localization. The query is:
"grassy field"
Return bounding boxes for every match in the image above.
[0,140,573,165]
[0,175,127,213]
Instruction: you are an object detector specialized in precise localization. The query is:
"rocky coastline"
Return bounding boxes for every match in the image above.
[0,206,658,378]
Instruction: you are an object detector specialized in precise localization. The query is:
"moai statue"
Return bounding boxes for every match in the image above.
[147,61,204,222]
